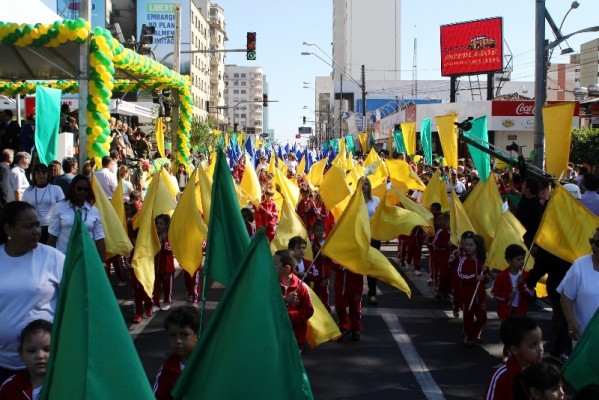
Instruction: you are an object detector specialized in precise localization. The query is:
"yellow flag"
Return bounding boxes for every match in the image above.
[345,166,362,193]
[371,191,432,241]
[400,122,417,156]
[132,172,177,296]
[297,154,306,176]
[386,159,426,192]
[268,152,276,174]
[321,179,411,297]
[239,153,262,207]
[269,198,313,260]
[463,174,503,248]
[272,167,300,206]
[331,144,347,170]
[422,170,449,211]
[91,175,133,259]
[305,286,342,348]
[168,168,208,275]
[319,165,350,211]
[306,158,327,187]
[449,189,476,247]
[206,152,216,178]
[160,167,180,199]
[196,162,213,225]
[110,180,127,232]
[397,191,435,236]
[330,193,351,221]
[276,156,288,176]
[155,117,165,158]
[535,184,599,263]
[358,132,368,153]
[486,210,534,271]
[435,114,458,169]
[543,102,576,178]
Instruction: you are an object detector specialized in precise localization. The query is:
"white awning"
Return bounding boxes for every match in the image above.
[110,99,157,119]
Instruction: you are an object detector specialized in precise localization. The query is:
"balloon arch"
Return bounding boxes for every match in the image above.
[0,18,192,164]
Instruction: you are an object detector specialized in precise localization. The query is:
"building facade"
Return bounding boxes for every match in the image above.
[580,38,599,88]
[224,65,264,135]
[208,4,228,129]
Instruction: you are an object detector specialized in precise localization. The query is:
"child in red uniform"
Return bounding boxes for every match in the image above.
[152,214,175,312]
[310,220,333,311]
[0,320,52,400]
[274,250,314,350]
[295,188,316,233]
[426,203,443,284]
[333,261,364,341]
[241,207,256,239]
[457,233,490,346]
[257,189,278,242]
[288,236,313,282]
[449,231,474,319]
[484,315,544,400]
[432,212,452,301]
[153,306,200,400]
[313,193,335,236]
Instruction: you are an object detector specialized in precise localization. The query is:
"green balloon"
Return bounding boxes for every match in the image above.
[92,142,104,155]
[93,26,103,36]
[75,18,86,29]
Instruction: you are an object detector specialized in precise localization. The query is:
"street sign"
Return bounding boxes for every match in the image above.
[246,127,256,134]
[295,134,301,139]
[298,127,312,134]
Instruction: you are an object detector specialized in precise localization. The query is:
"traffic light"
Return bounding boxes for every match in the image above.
[263,94,268,107]
[303,116,306,124]
[138,24,155,55]
[246,32,256,60]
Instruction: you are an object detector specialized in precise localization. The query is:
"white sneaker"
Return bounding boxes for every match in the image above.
[160,304,171,311]
[414,270,422,276]
[151,305,160,313]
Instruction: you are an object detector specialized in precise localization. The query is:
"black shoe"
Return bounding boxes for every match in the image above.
[368,296,378,305]
[351,331,361,341]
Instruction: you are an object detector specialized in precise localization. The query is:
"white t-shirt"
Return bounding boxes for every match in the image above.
[10,166,29,197]
[509,272,521,307]
[22,184,65,226]
[48,200,105,254]
[557,254,599,333]
[121,179,133,201]
[94,168,118,199]
[366,196,380,220]
[0,244,64,369]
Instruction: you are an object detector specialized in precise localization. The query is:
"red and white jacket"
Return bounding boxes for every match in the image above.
[280,274,314,348]
[491,269,535,320]
[153,353,184,400]
[457,254,489,304]
[0,370,33,400]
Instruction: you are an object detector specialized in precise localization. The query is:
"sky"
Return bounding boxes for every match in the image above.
[39,0,598,145]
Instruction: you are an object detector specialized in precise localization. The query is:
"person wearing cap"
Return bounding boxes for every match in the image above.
[562,183,582,201]
[54,156,78,197]
[22,164,65,244]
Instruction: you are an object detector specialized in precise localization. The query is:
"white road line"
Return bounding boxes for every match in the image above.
[382,314,446,400]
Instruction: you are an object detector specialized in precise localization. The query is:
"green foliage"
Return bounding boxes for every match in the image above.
[570,127,599,166]
[190,116,218,153]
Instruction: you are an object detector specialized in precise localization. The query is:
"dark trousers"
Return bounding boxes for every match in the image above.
[549,295,572,356]
[367,239,381,297]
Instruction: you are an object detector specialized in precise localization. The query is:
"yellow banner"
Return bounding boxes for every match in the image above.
[435,114,458,169]
[543,102,575,178]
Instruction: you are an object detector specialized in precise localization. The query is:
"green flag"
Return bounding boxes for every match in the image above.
[41,211,154,399]
[172,229,313,399]
[463,116,491,182]
[562,308,599,390]
[393,131,406,154]
[344,134,355,155]
[204,148,250,286]
[35,87,61,165]
[421,118,432,164]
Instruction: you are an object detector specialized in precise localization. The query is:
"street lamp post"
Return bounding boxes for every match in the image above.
[534,0,598,169]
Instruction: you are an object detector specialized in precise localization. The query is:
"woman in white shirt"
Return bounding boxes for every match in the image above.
[22,164,65,244]
[47,175,106,262]
[118,165,134,202]
[362,177,381,305]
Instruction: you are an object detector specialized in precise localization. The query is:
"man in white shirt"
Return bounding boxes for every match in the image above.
[94,156,118,199]
[10,151,31,201]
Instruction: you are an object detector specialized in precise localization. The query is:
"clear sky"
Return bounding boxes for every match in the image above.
[40,0,598,145]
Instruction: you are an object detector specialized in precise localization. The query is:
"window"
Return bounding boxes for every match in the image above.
[233,81,239,86]
[233,90,239,94]
[241,73,247,78]
[240,90,246,94]
[233,73,240,78]
[241,81,246,86]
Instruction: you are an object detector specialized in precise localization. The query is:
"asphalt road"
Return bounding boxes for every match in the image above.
[112,241,562,400]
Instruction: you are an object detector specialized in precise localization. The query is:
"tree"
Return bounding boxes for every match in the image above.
[190,116,218,154]
[570,127,599,167]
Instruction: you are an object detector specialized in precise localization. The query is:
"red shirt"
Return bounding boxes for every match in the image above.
[153,353,184,400]
[491,269,535,320]
[0,370,32,400]
[280,274,314,348]
[484,356,522,400]
[155,236,175,274]
[457,255,489,304]
[311,238,333,280]
[257,199,278,228]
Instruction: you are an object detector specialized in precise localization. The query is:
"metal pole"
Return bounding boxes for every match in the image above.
[77,0,90,168]
[339,74,343,138]
[171,5,181,167]
[361,64,366,132]
[534,0,546,169]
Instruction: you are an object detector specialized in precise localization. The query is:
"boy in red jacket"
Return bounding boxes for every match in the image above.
[432,212,452,301]
[310,220,334,311]
[257,189,278,242]
[484,315,544,400]
[153,306,200,400]
[274,249,314,350]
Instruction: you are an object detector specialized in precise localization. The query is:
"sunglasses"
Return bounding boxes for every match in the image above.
[75,186,90,193]
[590,238,599,246]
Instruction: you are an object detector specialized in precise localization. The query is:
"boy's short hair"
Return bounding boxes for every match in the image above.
[500,315,539,347]
[288,236,307,250]
[163,306,200,334]
[505,244,526,260]
[274,249,296,268]
[430,202,442,212]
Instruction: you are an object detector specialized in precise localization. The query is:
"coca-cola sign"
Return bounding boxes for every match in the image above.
[492,101,579,117]
[515,103,535,116]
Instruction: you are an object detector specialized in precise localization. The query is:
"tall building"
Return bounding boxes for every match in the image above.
[580,38,599,88]
[224,65,264,135]
[546,54,580,101]
[208,4,228,129]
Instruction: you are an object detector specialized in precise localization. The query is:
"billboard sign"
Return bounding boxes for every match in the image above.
[440,17,503,77]
[57,0,108,28]
[298,127,312,134]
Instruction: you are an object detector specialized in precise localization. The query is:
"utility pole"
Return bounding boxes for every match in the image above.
[361,65,366,132]
[339,74,343,138]
[77,0,91,167]
[171,5,181,166]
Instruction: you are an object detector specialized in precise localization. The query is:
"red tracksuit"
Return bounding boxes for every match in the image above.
[310,238,334,311]
[491,270,534,321]
[257,198,278,242]
[398,227,425,271]
[281,274,314,349]
[153,353,184,400]
[449,248,465,313]
[313,203,334,236]
[484,355,522,400]
[432,226,452,299]
[333,266,364,333]
[153,236,175,307]
[296,197,316,232]
[457,254,489,342]
[0,370,33,400]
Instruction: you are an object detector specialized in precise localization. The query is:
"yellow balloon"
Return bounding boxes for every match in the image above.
[102,141,110,151]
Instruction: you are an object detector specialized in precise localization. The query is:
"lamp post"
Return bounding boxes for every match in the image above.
[303,83,332,143]
[534,0,598,169]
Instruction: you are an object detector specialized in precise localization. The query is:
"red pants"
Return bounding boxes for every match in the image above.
[153,272,174,307]
[311,278,330,312]
[427,245,436,280]
[265,226,276,242]
[131,272,153,317]
[184,269,201,303]
[335,294,362,332]
[462,300,487,341]
[398,234,424,270]
[436,261,452,298]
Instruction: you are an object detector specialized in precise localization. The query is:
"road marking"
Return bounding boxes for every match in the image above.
[382,314,446,400]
